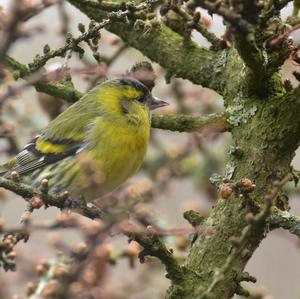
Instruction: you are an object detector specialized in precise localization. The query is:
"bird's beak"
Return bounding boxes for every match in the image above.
[149,96,169,110]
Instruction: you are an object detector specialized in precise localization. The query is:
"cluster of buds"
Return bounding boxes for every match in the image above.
[2,233,15,251]
[10,171,20,182]
[25,282,37,297]
[36,259,50,276]
[219,182,233,199]
[59,190,72,208]
[125,179,153,198]
[40,279,61,297]
[84,219,103,237]
[0,234,17,271]
[239,178,256,191]
[30,196,44,209]
[29,257,70,297]
[41,178,49,193]
[56,211,77,227]
[219,178,256,199]
[123,241,140,268]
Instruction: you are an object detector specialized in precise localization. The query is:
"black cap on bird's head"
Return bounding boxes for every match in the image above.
[117,77,169,110]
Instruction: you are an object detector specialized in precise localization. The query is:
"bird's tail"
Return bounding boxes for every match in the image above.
[0,157,17,177]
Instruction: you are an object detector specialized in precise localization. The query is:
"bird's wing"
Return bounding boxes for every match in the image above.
[2,134,84,177]
[2,92,103,177]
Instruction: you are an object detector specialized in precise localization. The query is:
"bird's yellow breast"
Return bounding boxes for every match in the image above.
[76,111,150,197]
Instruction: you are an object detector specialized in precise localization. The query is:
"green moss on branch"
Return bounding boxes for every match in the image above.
[34,80,82,103]
[268,209,300,238]
[67,0,227,94]
[151,113,229,132]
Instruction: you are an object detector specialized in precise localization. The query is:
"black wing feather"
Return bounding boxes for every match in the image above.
[3,136,83,177]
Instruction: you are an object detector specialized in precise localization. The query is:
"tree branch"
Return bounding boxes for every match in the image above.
[167,4,223,50]
[0,0,25,61]
[4,55,82,103]
[128,232,184,282]
[27,1,155,73]
[192,0,254,34]
[67,0,228,94]
[0,176,102,220]
[151,112,229,132]
[268,208,300,238]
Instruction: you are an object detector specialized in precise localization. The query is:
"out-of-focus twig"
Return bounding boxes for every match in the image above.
[58,0,70,38]
[0,0,57,62]
[0,0,24,61]
[293,0,300,16]
[168,3,223,50]
[191,0,253,34]
[88,43,128,89]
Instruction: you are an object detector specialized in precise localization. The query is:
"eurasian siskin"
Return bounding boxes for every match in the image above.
[0,78,168,202]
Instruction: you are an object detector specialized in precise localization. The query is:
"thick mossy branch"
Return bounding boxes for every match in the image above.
[268,208,300,238]
[67,0,228,94]
[166,37,300,299]
[193,0,292,91]
[151,113,229,132]
[34,80,82,103]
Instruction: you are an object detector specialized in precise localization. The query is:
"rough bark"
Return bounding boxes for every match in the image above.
[68,0,230,95]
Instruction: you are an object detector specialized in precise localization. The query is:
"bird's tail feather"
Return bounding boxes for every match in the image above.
[0,157,18,177]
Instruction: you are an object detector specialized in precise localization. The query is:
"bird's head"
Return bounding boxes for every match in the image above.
[97,78,168,123]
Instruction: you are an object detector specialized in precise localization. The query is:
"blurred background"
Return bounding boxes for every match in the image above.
[0,1,300,298]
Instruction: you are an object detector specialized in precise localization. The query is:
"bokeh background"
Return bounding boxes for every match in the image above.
[0,1,300,298]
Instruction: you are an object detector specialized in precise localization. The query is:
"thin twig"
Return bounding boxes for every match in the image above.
[0,176,102,219]
[170,4,223,50]
[0,0,24,61]
[268,208,300,238]
[27,0,160,73]
[191,0,254,34]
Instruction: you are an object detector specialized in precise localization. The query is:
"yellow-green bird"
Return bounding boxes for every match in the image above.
[0,78,168,202]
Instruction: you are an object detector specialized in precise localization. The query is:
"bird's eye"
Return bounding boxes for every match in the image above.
[137,95,146,103]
